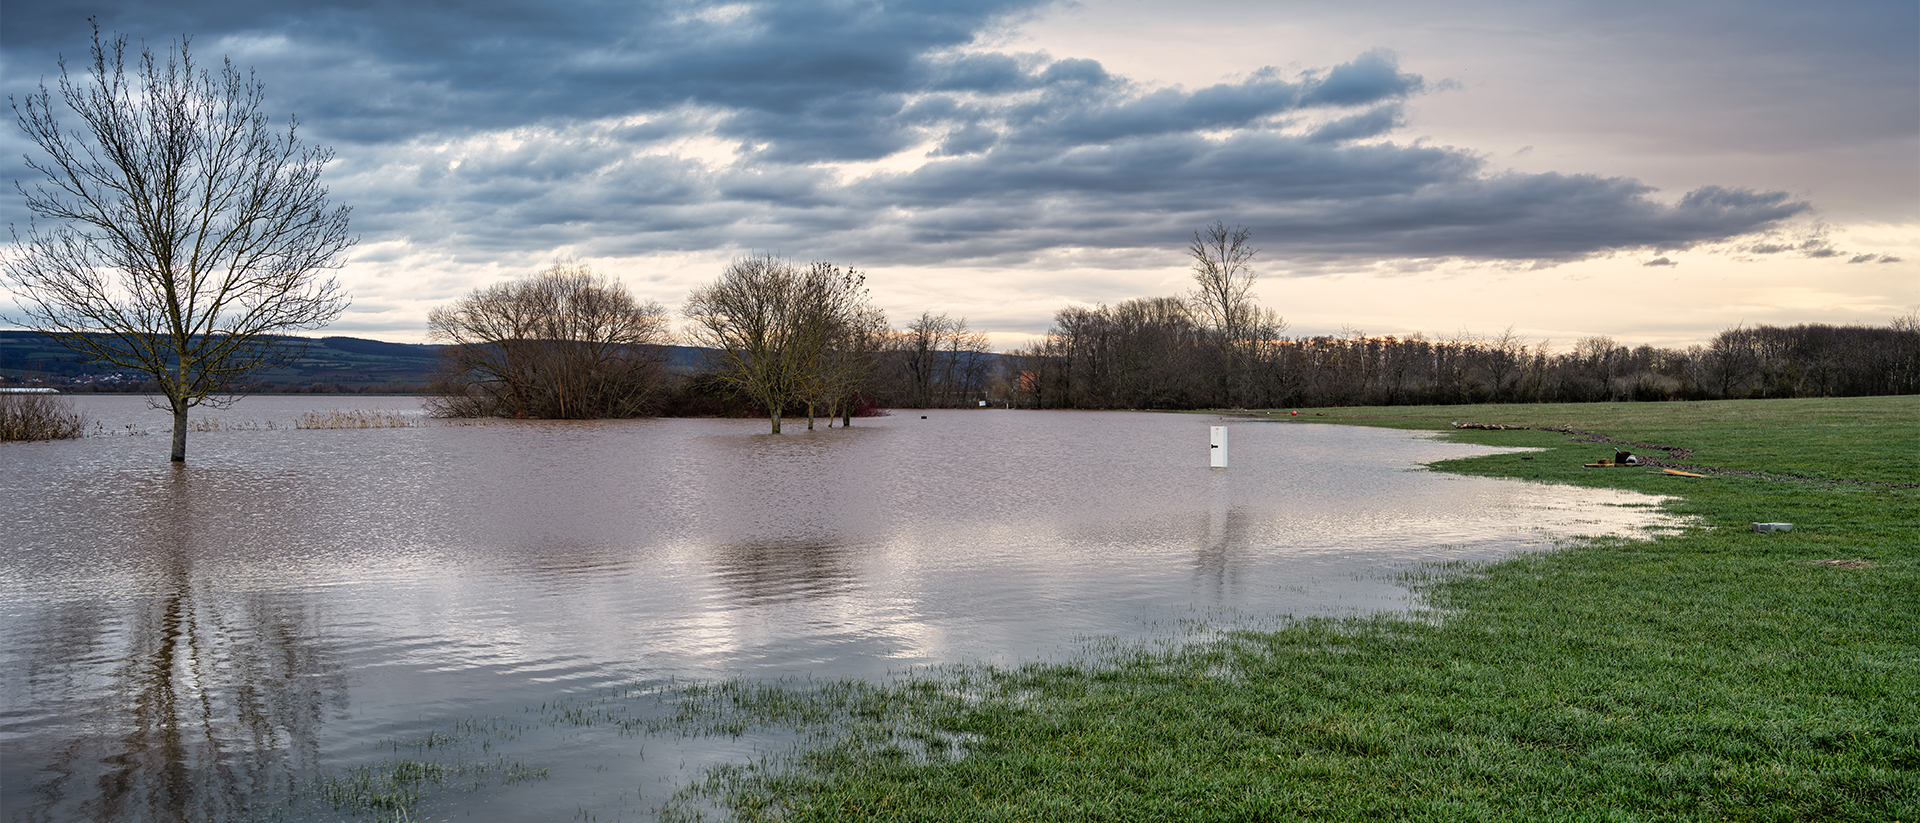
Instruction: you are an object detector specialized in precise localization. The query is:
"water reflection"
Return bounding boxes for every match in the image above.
[712,539,863,605]
[2,398,1685,822]
[1192,492,1256,601]
[8,465,349,823]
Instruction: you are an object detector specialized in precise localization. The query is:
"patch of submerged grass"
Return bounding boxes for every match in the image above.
[269,719,548,822]
[653,396,1918,821]
[296,409,420,429]
[315,760,442,820]
[189,416,279,432]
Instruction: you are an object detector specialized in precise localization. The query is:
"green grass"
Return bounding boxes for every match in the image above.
[655,396,1918,822]
[1281,396,1918,485]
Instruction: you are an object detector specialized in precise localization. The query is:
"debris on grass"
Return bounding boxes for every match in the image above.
[1807,558,1876,569]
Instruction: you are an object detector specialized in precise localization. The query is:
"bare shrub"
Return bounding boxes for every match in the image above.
[427,261,671,419]
[0,393,88,441]
[188,417,276,432]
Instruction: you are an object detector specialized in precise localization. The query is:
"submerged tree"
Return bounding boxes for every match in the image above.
[683,255,880,433]
[684,255,804,433]
[4,26,353,461]
[779,264,890,429]
[823,303,890,426]
[426,261,671,418]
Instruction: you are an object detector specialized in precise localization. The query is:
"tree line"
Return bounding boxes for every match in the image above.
[1009,314,1920,410]
[1002,221,1919,410]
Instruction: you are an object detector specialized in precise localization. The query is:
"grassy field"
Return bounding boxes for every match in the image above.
[654,397,1917,822]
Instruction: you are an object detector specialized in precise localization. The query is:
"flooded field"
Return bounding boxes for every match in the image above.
[1,397,1682,821]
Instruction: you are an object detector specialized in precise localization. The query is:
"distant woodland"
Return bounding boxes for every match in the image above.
[1007,316,1920,410]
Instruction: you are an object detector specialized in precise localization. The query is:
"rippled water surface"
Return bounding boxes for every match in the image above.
[2,396,1680,821]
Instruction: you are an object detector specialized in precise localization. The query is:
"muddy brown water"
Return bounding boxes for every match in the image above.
[2,397,1681,821]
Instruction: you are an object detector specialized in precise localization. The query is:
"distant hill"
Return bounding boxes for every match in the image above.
[0,331,443,388]
[1,331,712,390]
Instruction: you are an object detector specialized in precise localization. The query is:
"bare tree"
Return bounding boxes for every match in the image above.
[886,312,993,408]
[686,255,800,432]
[789,262,876,429]
[684,255,879,432]
[1480,326,1526,402]
[894,312,946,408]
[426,260,670,418]
[1187,221,1280,405]
[4,27,352,461]
[823,304,889,427]
[1109,296,1205,408]
[1188,222,1259,339]
[945,318,995,407]
[1889,311,1920,395]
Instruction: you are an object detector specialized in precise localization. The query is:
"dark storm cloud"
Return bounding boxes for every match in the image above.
[815,141,1809,264]
[3,0,1815,272]
[5,0,1041,145]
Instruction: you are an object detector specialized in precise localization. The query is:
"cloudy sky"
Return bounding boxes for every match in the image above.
[4,0,1914,349]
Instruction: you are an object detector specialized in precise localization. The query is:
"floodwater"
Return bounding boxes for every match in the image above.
[2,396,1681,821]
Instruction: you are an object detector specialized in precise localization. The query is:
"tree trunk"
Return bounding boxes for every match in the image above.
[170,402,188,462]
[769,407,782,434]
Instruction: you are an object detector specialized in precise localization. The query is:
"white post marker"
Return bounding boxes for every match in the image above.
[1210,425,1228,468]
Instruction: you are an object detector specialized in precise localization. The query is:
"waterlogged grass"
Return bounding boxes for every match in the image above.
[188,409,423,431]
[315,760,446,821]
[263,718,549,822]
[190,415,283,431]
[296,409,421,429]
[647,396,1918,821]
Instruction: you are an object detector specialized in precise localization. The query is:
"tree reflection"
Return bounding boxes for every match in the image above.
[10,466,349,823]
[709,538,860,604]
